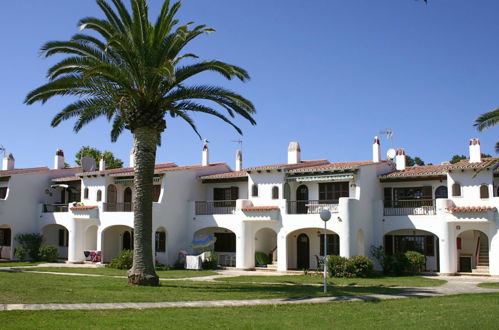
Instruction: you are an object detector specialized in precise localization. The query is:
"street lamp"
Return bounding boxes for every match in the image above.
[319,209,331,294]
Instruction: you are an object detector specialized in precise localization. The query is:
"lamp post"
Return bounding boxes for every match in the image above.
[319,209,331,294]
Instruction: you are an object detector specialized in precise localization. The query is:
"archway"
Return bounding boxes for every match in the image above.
[356,229,365,256]
[384,229,439,272]
[435,186,448,199]
[255,228,277,266]
[457,230,489,273]
[286,228,339,270]
[102,225,133,262]
[42,224,69,260]
[106,184,117,211]
[194,227,236,267]
[0,224,12,259]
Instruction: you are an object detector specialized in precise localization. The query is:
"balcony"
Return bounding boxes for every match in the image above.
[287,200,339,214]
[384,199,436,216]
[195,201,236,215]
[104,202,133,212]
[43,204,69,213]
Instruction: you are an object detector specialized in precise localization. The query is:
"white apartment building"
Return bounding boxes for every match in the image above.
[0,138,497,275]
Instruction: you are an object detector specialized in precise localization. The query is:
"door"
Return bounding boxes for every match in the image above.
[297,234,310,269]
[122,231,133,250]
[124,187,132,211]
[296,185,309,214]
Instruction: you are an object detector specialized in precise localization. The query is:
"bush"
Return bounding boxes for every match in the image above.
[327,255,350,277]
[108,250,133,269]
[405,251,425,275]
[202,252,218,270]
[255,252,269,266]
[16,233,44,261]
[14,247,28,261]
[348,256,374,278]
[38,245,59,262]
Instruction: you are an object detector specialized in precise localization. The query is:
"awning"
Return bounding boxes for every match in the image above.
[286,173,354,182]
[114,177,161,184]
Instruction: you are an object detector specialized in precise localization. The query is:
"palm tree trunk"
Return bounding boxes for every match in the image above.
[127,126,160,286]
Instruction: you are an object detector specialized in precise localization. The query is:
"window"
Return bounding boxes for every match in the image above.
[214,233,236,252]
[318,182,349,202]
[320,234,340,256]
[0,228,11,246]
[58,228,68,247]
[0,187,7,199]
[452,183,461,197]
[214,187,238,207]
[480,185,489,199]
[84,188,89,199]
[152,185,161,202]
[384,235,435,257]
[252,184,258,197]
[272,186,279,199]
[155,231,166,252]
[384,187,392,207]
[96,190,102,202]
[107,185,117,204]
[435,186,448,199]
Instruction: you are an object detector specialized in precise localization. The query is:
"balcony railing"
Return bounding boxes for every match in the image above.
[104,202,133,212]
[43,204,69,213]
[195,201,236,215]
[287,200,339,214]
[383,199,436,216]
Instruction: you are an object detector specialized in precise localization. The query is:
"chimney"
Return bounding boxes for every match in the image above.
[99,155,106,171]
[372,136,381,163]
[202,144,209,166]
[288,142,301,164]
[469,138,481,163]
[395,148,406,171]
[2,153,14,170]
[54,149,65,169]
[235,150,242,171]
[129,148,135,168]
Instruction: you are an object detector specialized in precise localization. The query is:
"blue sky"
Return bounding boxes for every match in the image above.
[0,0,498,169]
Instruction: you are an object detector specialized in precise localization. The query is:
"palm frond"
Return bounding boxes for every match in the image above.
[474,108,499,132]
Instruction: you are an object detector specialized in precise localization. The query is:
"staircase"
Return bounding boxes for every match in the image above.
[472,234,489,274]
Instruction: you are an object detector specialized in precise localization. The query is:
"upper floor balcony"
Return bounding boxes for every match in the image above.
[383,199,436,216]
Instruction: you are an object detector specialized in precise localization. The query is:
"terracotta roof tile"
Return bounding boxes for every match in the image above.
[70,205,99,211]
[0,167,49,177]
[244,159,329,172]
[153,163,227,174]
[199,171,248,180]
[79,163,177,177]
[52,176,80,182]
[241,206,280,211]
[289,160,378,173]
[446,206,497,213]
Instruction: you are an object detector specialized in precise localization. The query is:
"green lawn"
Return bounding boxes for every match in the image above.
[1,293,498,329]
[18,267,218,278]
[478,282,499,289]
[0,272,400,304]
[217,275,446,287]
[0,261,45,267]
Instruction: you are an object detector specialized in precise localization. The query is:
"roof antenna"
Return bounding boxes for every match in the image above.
[0,145,6,158]
[232,140,243,152]
[379,129,394,146]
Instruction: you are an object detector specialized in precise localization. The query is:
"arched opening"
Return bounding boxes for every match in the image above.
[193,227,236,267]
[84,188,89,199]
[480,185,489,199]
[101,225,133,262]
[435,186,448,199]
[42,224,69,260]
[457,230,489,273]
[272,186,279,200]
[295,185,309,214]
[123,187,132,211]
[255,228,277,266]
[0,225,12,259]
[155,227,168,264]
[356,229,365,256]
[252,184,259,197]
[286,228,339,270]
[106,184,117,211]
[384,229,439,272]
[452,183,461,197]
[96,190,102,202]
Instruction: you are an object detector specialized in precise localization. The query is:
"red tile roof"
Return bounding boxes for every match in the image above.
[289,160,378,173]
[199,171,248,180]
[70,205,99,211]
[446,206,497,213]
[0,167,49,177]
[52,176,80,182]
[244,159,329,172]
[153,163,227,174]
[79,163,177,177]
[241,206,280,211]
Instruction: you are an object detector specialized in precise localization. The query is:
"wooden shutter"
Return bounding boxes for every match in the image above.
[214,188,224,201]
[230,186,239,200]
[384,188,392,207]
[152,185,161,202]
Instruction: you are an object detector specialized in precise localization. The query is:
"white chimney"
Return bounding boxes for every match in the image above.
[288,142,301,164]
[395,148,406,171]
[235,150,242,171]
[372,136,381,163]
[54,149,65,169]
[202,144,209,166]
[2,153,14,171]
[469,138,481,163]
[129,147,135,168]
[99,156,106,171]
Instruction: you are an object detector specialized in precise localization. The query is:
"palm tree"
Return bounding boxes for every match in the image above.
[474,109,499,153]
[25,0,256,286]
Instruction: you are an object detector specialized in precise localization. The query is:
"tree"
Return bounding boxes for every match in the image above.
[474,109,499,153]
[25,0,255,286]
[75,146,123,169]
[405,155,425,167]
[450,153,493,164]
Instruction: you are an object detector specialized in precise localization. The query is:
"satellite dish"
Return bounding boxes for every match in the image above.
[81,156,97,172]
[386,148,396,160]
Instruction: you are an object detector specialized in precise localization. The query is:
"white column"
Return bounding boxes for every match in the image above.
[338,198,352,258]
[236,222,247,269]
[489,229,499,275]
[67,219,86,263]
[277,229,288,271]
[439,223,457,274]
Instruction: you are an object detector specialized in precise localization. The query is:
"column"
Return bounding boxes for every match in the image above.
[277,229,288,271]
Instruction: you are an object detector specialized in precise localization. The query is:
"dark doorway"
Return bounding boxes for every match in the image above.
[297,234,310,269]
[123,231,133,250]
[296,185,309,214]
[124,187,132,212]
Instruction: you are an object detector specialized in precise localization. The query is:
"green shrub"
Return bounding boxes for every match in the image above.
[255,252,269,266]
[327,255,350,277]
[16,233,44,261]
[405,251,425,275]
[348,256,374,278]
[38,245,59,262]
[14,247,28,261]
[108,250,133,269]
[202,252,218,270]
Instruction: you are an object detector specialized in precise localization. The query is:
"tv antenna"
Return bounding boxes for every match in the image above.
[379,129,393,141]
[0,145,5,158]
[232,140,243,152]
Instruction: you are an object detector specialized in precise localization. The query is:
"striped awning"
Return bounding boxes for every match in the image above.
[286,173,354,182]
[114,177,161,184]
